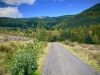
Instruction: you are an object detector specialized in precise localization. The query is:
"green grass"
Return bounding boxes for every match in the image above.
[0,41,20,75]
[0,40,35,75]
[0,41,50,75]
[33,43,50,75]
[33,72,41,75]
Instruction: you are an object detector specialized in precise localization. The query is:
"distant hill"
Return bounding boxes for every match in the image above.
[54,3,100,29]
[0,3,100,30]
[0,15,73,30]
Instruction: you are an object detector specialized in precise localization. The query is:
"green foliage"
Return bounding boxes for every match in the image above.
[90,25,100,39]
[84,34,93,44]
[29,32,37,38]
[0,44,12,53]
[57,25,100,44]
[47,30,59,42]
[36,19,47,41]
[92,35,99,44]
[19,32,24,37]
[59,29,70,41]
[0,42,18,61]
[70,29,78,42]
[0,15,73,30]
[0,4,100,43]
[8,42,42,75]
[54,3,100,30]
[10,51,38,75]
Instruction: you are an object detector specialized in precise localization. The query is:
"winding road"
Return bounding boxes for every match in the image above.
[42,42,100,75]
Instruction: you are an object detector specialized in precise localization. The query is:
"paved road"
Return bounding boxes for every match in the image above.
[42,42,100,75]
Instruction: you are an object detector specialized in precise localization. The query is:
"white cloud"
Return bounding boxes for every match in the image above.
[0,7,22,18]
[0,0,36,5]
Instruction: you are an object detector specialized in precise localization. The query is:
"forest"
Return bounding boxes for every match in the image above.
[0,3,100,44]
[0,15,73,30]
[0,3,100,75]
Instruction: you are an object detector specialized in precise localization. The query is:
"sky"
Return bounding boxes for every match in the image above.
[0,0,100,18]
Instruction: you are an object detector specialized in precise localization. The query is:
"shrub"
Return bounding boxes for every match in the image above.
[92,35,99,44]
[8,42,41,75]
[10,51,38,75]
[0,44,12,53]
[42,42,48,47]
[84,34,93,44]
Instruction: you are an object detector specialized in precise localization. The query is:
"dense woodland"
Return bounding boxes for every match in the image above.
[0,15,73,30]
[0,3,100,75]
[54,3,100,29]
[0,3,100,44]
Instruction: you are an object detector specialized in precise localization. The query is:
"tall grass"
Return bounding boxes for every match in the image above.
[0,40,49,75]
[0,42,18,75]
[34,42,50,75]
[0,44,12,53]
[61,41,100,72]
[7,41,48,75]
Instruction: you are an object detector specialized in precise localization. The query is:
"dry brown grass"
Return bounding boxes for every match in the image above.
[0,38,35,75]
[61,42,100,72]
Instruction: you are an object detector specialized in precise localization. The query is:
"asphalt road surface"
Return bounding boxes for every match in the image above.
[42,42,100,75]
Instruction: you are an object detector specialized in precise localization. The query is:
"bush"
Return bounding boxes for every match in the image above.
[42,42,48,47]
[10,51,38,75]
[84,34,93,44]
[8,42,41,75]
[92,35,99,44]
[0,44,12,53]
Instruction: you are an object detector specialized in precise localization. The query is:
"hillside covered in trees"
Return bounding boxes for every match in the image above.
[0,3,100,44]
[0,3,100,30]
[54,3,100,29]
[0,1,100,75]
[0,15,73,30]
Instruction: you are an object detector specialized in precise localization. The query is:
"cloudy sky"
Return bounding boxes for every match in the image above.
[0,0,100,18]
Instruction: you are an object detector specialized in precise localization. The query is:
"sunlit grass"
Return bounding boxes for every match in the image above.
[0,39,36,75]
[33,43,50,75]
[60,42,100,72]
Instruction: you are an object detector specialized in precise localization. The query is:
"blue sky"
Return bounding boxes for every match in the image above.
[0,0,100,18]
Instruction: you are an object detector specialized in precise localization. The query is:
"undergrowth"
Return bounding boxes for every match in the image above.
[0,40,49,75]
[60,41,100,72]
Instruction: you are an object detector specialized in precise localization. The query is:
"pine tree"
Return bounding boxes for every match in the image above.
[84,34,93,44]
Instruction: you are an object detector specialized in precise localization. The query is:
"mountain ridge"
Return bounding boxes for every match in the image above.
[0,3,100,30]
[54,3,100,29]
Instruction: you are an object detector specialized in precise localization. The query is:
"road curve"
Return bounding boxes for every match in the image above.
[42,42,100,75]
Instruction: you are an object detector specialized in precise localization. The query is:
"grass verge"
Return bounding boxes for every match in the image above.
[33,43,50,75]
[60,42,100,72]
